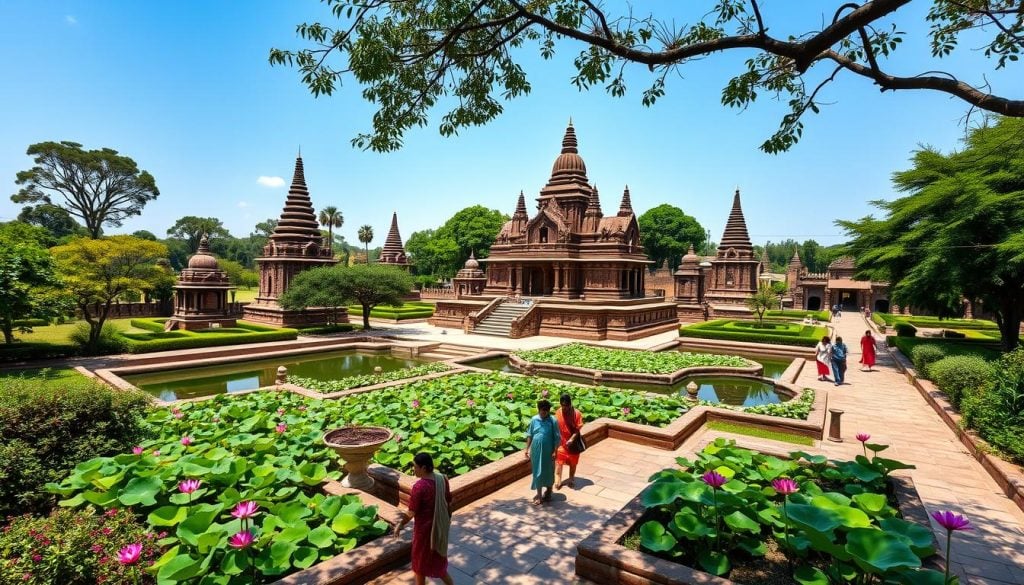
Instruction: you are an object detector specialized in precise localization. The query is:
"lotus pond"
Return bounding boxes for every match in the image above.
[124,350,432,401]
[515,343,752,374]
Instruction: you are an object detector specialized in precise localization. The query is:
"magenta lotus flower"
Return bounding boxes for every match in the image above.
[180,435,193,446]
[466,399,476,407]
[856,433,871,442]
[178,479,201,494]
[701,470,727,489]
[276,407,285,415]
[411,399,421,409]
[131,446,143,455]
[275,423,287,434]
[172,408,183,419]
[228,530,255,549]
[117,543,143,565]
[232,501,259,520]
[772,478,799,495]
[621,407,632,416]
[542,389,549,397]
[507,393,515,400]
[152,450,160,456]
[932,510,972,532]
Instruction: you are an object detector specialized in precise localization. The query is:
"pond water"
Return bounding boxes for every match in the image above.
[462,356,789,407]
[124,350,427,402]
[465,354,793,381]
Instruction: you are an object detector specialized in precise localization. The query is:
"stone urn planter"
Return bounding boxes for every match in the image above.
[323,426,394,491]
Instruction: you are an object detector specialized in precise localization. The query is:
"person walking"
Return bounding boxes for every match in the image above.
[525,399,560,505]
[860,330,877,371]
[832,336,849,386]
[555,393,584,490]
[815,335,833,382]
[394,453,454,585]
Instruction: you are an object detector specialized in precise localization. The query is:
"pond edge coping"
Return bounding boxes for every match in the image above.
[883,326,1024,514]
[574,440,943,585]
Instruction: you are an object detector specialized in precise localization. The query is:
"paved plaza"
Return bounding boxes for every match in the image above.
[370,314,1024,585]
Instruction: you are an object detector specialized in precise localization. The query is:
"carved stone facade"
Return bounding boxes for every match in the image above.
[452,252,487,296]
[786,253,890,313]
[243,156,345,327]
[703,190,761,306]
[166,234,237,331]
[378,212,410,268]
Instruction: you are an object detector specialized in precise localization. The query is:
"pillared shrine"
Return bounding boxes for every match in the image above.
[166,234,237,331]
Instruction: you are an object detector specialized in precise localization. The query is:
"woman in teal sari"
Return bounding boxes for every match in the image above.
[525,399,560,505]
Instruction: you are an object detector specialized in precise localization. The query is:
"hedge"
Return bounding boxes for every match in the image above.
[888,336,1001,363]
[117,319,297,353]
[347,304,435,320]
[680,319,826,347]
[297,323,357,335]
[0,341,78,362]
[873,312,998,330]
[895,323,917,337]
[766,309,831,322]
[12,318,50,327]
[929,355,995,408]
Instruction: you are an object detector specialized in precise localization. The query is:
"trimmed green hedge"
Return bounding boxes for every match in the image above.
[297,323,357,335]
[895,323,917,337]
[12,318,50,327]
[888,336,1001,363]
[0,341,78,362]
[679,319,827,347]
[873,312,998,330]
[347,303,434,320]
[766,309,831,322]
[117,319,297,353]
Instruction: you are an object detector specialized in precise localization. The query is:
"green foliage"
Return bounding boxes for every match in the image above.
[117,320,297,353]
[357,224,373,260]
[738,389,815,420]
[290,363,452,394]
[347,302,434,320]
[272,2,1024,153]
[680,320,826,347]
[0,508,158,585]
[47,392,389,583]
[636,439,937,581]
[0,222,67,344]
[295,323,356,335]
[281,264,413,329]
[0,370,150,516]
[746,285,780,325]
[69,321,125,354]
[637,204,705,269]
[704,421,814,446]
[961,348,1024,463]
[840,118,1024,351]
[875,313,998,331]
[929,355,996,408]
[757,240,839,274]
[909,345,947,378]
[17,204,86,244]
[895,323,917,337]
[12,141,159,238]
[405,206,509,278]
[515,343,750,374]
[766,309,831,322]
[889,336,1001,364]
[318,205,344,255]
[166,216,230,253]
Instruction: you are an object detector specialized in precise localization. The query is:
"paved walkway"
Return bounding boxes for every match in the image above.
[373,314,1024,584]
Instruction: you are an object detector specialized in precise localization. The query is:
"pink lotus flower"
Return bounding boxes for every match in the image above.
[276,407,285,415]
[172,408,183,419]
[180,435,193,446]
[507,393,515,400]
[212,416,220,423]
[131,446,143,455]
[178,479,201,494]
[31,554,41,563]
[298,405,307,412]
[932,510,972,532]
[541,389,549,397]
[466,399,476,407]
[275,423,287,434]
[231,501,259,520]
[228,530,255,549]
[152,450,160,457]
[772,478,799,495]
[411,399,420,409]
[621,407,632,416]
[701,470,727,489]
[856,433,871,443]
[117,543,143,565]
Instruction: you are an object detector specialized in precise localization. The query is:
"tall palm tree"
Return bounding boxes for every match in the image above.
[318,206,344,253]
[358,224,374,263]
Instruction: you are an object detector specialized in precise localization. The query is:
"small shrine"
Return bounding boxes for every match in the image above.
[166,234,236,331]
[243,155,343,327]
[453,252,487,296]
[703,189,761,306]
[378,212,410,268]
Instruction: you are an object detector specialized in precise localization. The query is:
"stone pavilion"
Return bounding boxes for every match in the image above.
[166,234,237,331]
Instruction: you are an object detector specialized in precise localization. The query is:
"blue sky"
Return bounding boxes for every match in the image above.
[1,1,1021,248]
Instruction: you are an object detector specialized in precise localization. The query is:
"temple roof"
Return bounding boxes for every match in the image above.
[546,122,589,187]
[617,185,633,217]
[718,189,754,256]
[270,156,324,244]
[790,247,802,266]
[187,233,219,270]
[829,256,856,270]
[513,191,528,220]
[379,212,408,264]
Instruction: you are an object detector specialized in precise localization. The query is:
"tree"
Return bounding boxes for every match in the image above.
[166,216,231,253]
[131,230,158,241]
[12,141,158,238]
[0,223,66,343]
[318,206,344,253]
[638,204,705,270]
[17,204,83,243]
[406,228,459,278]
[272,1,1024,153]
[437,206,508,266]
[357,225,374,262]
[280,264,413,329]
[839,117,1024,352]
[746,284,780,326]
[50,236,168,353]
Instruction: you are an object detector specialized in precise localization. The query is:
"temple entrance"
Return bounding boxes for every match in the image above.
[527,267,548,296]
[874,299,890,313]
[807,296,821,311]
[838,291,859,311]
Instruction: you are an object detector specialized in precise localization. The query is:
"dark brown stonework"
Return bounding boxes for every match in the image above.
[378,211,410,268]
[704,189,761,306]
[167,234,237,331]
[452,252,486,296]
[243,155,345,327]
[785,253,890,313]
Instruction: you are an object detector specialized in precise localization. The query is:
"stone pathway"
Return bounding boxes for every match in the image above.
[374,314,1024,584]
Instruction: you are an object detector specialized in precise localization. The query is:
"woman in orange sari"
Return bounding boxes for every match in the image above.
[555,393,584,489]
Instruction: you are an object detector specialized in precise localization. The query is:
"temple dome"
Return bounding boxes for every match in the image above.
[464,252,480,270]
[188,234,219,270]
[549,123,588,182]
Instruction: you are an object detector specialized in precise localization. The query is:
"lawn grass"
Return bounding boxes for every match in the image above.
[0,367,89,390]
[233,288,258,303]
[706,420,815,446]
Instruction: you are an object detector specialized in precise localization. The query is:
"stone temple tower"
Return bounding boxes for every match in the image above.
[243,155,342,327]
[378,212,410,268]
[704,189,762,306]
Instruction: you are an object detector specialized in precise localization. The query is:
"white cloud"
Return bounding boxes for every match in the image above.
[257,176,285,188]
[237,201,249,208]
[65,15,77,25]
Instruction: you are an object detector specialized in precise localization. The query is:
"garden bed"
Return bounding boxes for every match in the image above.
[577,440,944,585]
[680,320,827,348]
[347,302,435,321]
[511,343,761,384]
[121,318,298,353]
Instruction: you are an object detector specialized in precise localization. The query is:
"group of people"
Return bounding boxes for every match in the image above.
[815,330,877,385]
[394,393,586,584]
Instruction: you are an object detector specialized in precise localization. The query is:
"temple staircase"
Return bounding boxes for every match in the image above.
[472,302,531,337]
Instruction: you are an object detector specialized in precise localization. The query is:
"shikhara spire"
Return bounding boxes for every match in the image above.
[271,155,324,243]
[718,188,753,255]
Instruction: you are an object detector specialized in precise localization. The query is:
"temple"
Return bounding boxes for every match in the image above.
[378,212,410,268]
[243,155,344,327]
[785,253,891,313]
[430,122,678,340]
[166,234,237,331]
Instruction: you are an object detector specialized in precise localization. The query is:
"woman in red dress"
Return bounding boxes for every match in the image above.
[555,393,584,489]
[395,453,454,585]
[860,330,877,371]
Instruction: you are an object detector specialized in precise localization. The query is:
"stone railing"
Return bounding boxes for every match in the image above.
[509,303,541,338]
[647,288,665,298]
[418,287,457,300]
[465,296,505,333]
